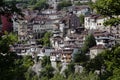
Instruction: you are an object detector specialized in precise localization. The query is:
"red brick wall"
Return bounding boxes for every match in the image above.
[1,14,13,33]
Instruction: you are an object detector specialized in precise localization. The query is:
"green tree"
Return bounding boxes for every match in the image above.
[79,14,85,25]
[40,64,54,80]
[22,56,34,69]
[81,33,96,53]
[93,0,120,27]
[50,73,65,80]
[64,62,75,78]
[85,54,104,72]
[84,45,120,80]
[40,32,52,47]
[32,0,49,10]
[67,62,75,73]
[67,72,100,80]
[73,52,89,63]
[41,56,51,67]
[0,33,17,53]
[107,68,120,80]
[0,34,34,80]
[25,68,38,80]
[0,0,23,16]
[57,0,72,10]
[29,0,37,5]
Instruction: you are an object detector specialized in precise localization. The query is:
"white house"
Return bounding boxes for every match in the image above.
[84,15,106,30]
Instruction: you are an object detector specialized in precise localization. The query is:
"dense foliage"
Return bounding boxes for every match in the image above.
[93,0,120,27]
[32,0,49,10]
[39,32,52,47]
[57,0,72,10]
[0,0,22,15]
[85,45,120,80]
[0,34,34,80]
[81,33,96,53]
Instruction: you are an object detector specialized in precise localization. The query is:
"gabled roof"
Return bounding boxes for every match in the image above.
[90,45,105,50]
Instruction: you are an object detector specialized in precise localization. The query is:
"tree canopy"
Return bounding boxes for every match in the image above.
[0,0,23,16]
[93,0,120,26]
[79,14,85,25]
[39,32,52,47]
[85,45,120,80]
[0,33,34,80]
[81,33,96,53]
[32,0,49,10]
[57,0,72,10]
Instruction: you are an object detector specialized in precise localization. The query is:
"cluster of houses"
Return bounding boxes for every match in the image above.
[9,0,120,69]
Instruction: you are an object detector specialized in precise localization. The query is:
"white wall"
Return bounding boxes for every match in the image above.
[90,49,104,59]
[84,16,106,30]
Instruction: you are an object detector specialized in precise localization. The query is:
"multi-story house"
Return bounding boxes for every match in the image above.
[50,49,73,63]
[50,50,61,70]
[17,20,28,41]
[67,5,90,17]
[84,14,120,40]
[93,30,115,48]
[60,12,80,34]
[84,14,106,30]
[38,47,55,59]
[50,36,64,49]
[61,49,73,63]
[50,50,61,62]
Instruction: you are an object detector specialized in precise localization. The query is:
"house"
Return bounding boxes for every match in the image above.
[41,9,57,14]
[93,30,115,48]
[50,50,61,70]
[67,5,90,17]
[38,47,55,59]
[50,50,61,62]
[84,14,106,30]
[41,9,61,19]
[52,29,62,37]
[61,49,73,63]
[60,12,80,34]
[13,44,39,56]
[90,45,105,59]
[50,47,76,63]
[79,0,90,3]
[50,36,64,49]
[61,12,80,29]
[70,0,90,4]
[64,33,86,48]
[62,45,79,60]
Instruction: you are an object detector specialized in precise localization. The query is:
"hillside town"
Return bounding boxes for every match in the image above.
[0,0,120,80]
